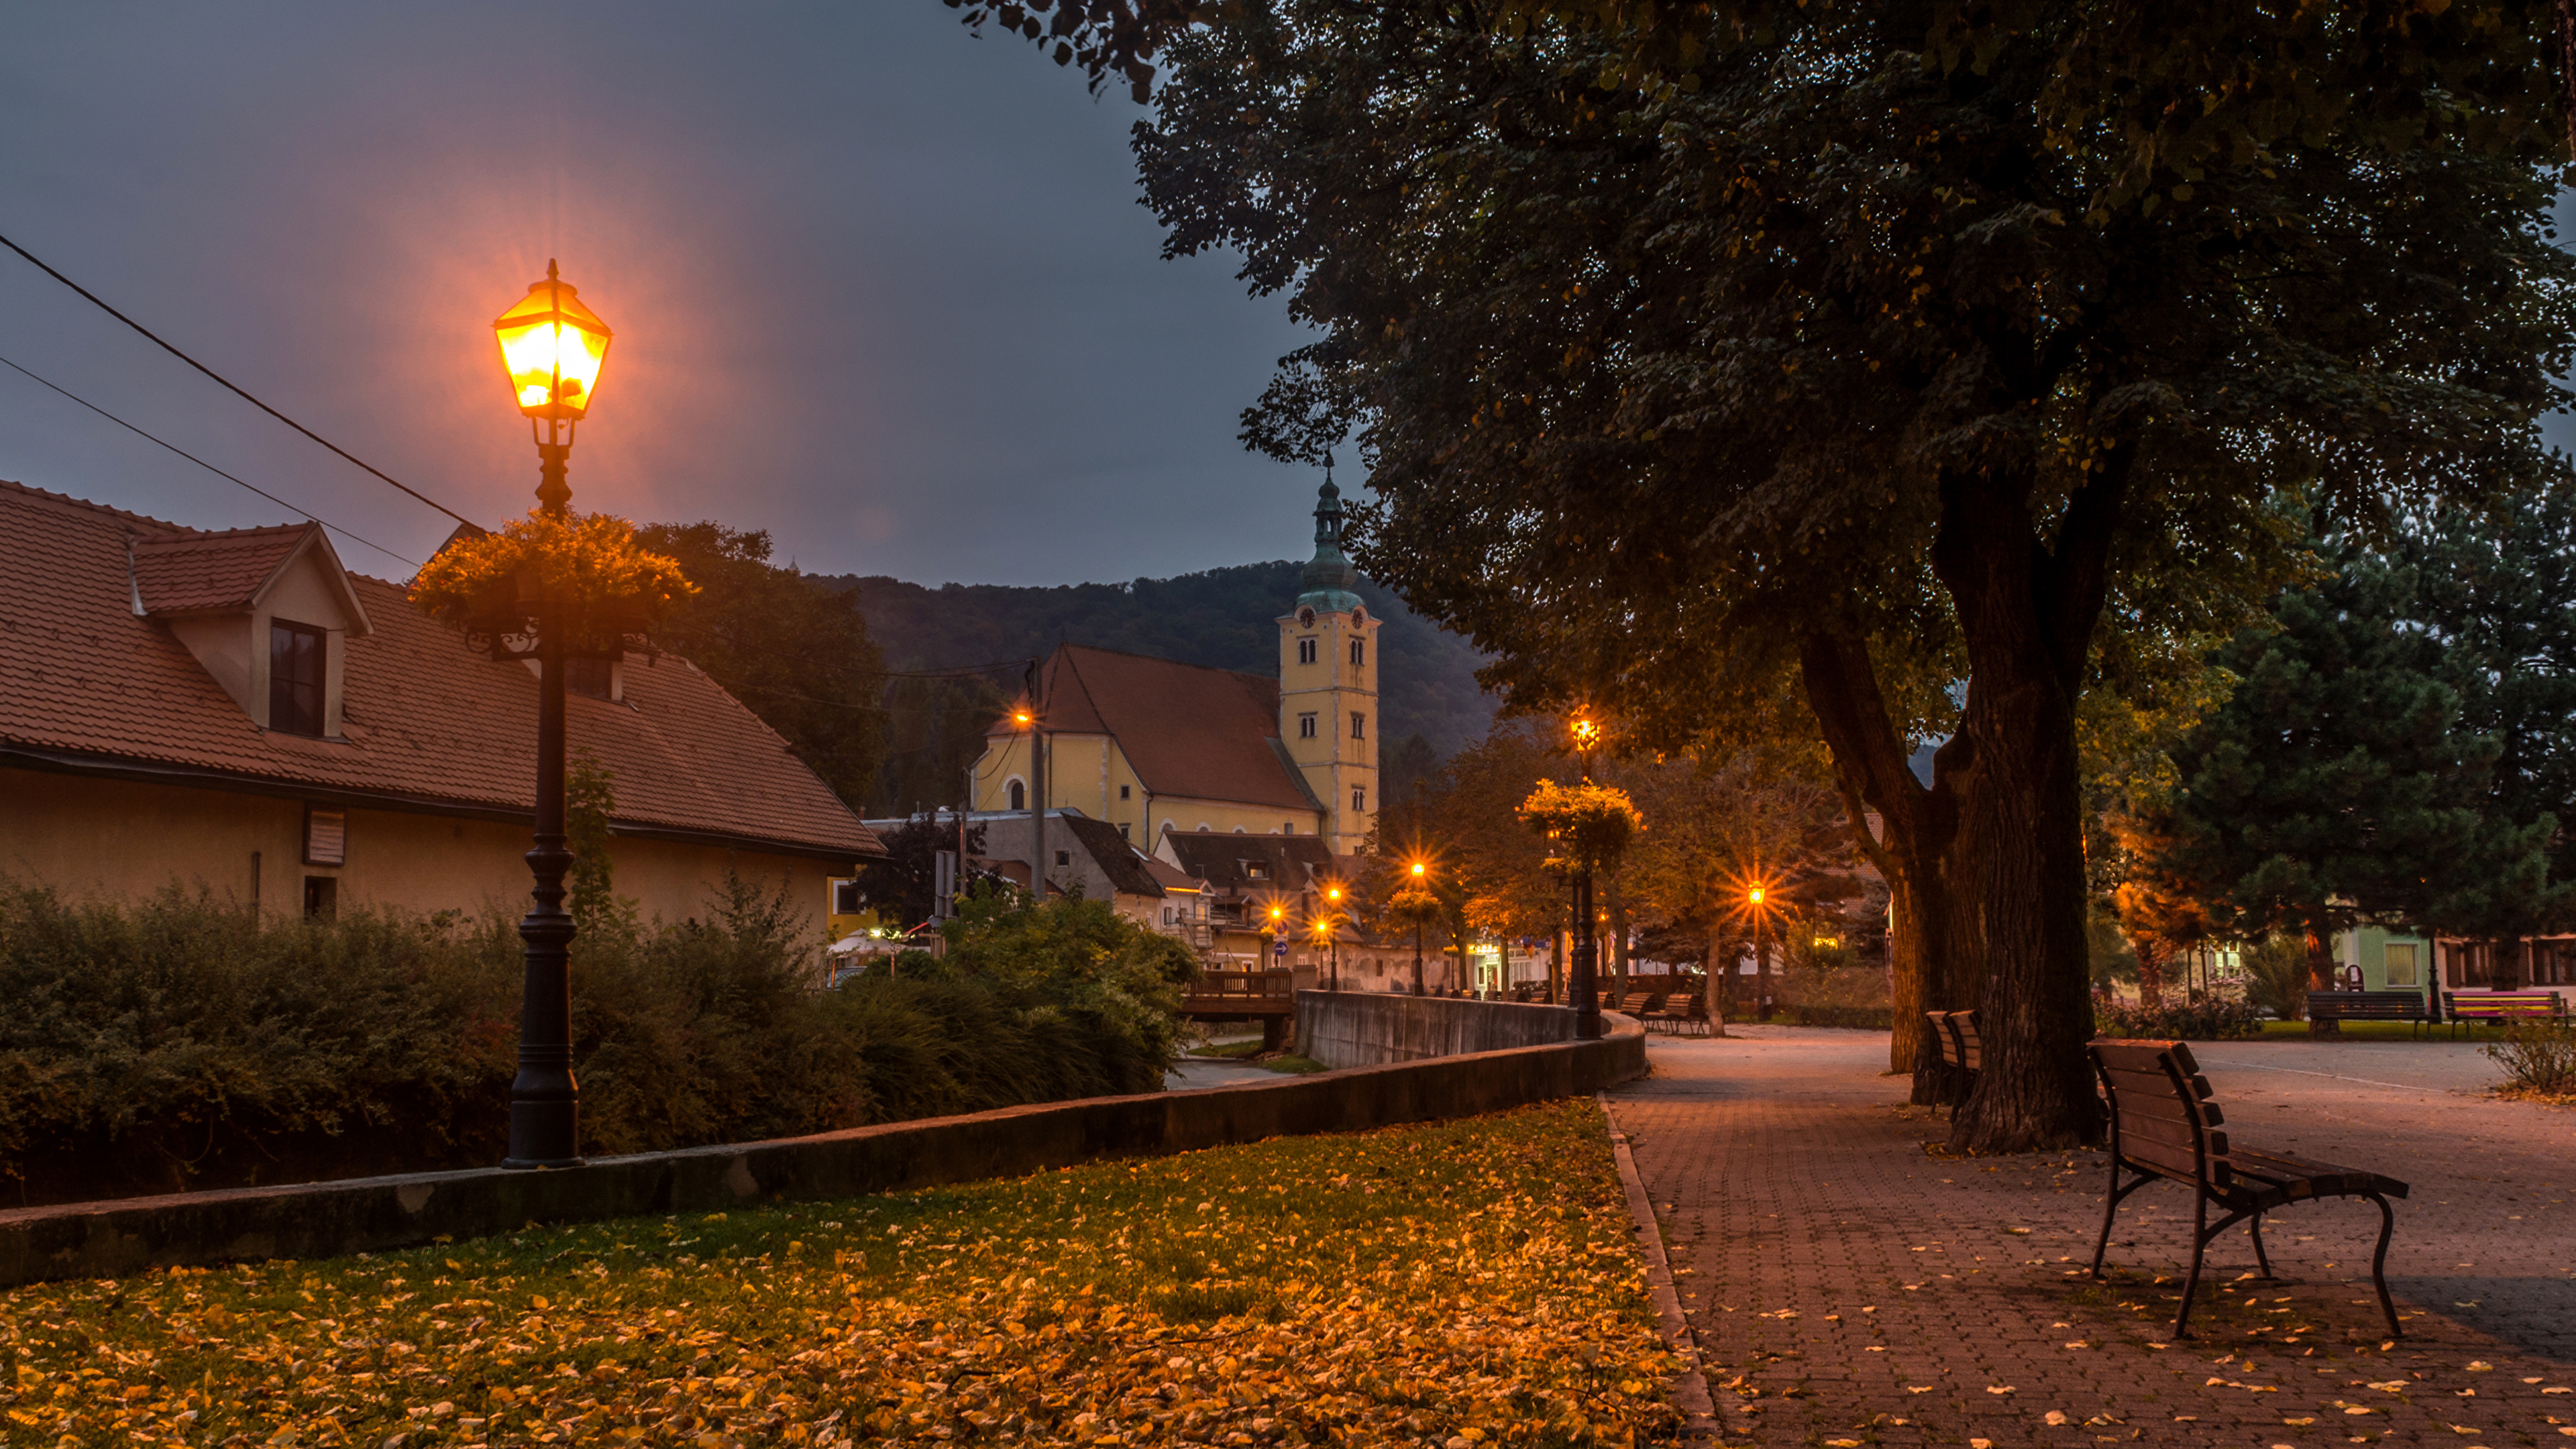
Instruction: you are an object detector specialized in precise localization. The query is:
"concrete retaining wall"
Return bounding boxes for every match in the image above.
[1295,989,1583,1068]
[0,1016,1646,1289]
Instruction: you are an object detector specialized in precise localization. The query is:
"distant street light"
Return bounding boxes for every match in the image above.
[492,261,613,1170]
[1323,883,1345,990]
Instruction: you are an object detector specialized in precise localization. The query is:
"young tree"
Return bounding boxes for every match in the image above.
[1125,1,2572,1150]
[1620,746,1845,1036]
[855,814,991,929]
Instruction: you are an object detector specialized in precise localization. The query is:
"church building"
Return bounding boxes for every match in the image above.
[970,480,1381,888]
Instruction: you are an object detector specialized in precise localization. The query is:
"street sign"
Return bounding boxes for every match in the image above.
[1273,939,1289,960]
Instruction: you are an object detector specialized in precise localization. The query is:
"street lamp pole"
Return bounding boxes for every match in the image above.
[492,261,612,1170]
[1569,716,1601,1039]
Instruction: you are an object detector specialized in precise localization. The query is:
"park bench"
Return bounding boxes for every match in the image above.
[1656,994,1713,1037]
[2089,1039,2408,1340]
[2304,989,2431,1032]
[2443,991,2566,1037]
[1927,1010,1980,1118]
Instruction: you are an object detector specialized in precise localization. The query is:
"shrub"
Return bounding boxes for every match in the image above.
[2094,996,2263,1041]
[2241,936,2312,1020]
[2483,1020,2576,1096]
[0,878,1189,1204]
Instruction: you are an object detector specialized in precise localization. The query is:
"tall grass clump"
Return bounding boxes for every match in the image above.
[0,878,1193,1204]
[2484,1019,2576,1096]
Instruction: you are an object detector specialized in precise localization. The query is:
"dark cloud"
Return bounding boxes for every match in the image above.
[0,2,1315,584]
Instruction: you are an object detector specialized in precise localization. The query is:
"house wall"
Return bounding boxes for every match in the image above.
[0,767,837,936]
[2332,924,2434,993]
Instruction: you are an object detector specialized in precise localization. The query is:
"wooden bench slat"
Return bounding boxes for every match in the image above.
[2098,1063,2217,1108]
[2106,1086,2222,1128]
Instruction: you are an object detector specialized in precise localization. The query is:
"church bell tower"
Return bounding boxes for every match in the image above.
[1279,468,1381,855]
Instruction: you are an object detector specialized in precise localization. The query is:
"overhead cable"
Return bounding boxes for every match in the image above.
[0,231,478,529]
[0,352,418,569]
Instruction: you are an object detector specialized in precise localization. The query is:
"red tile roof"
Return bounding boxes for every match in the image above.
[131,525,316,614]
[0,480,879,862]
[996,645,1320,813]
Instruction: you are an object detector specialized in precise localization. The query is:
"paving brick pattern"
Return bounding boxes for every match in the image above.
[1607,1027,2576,1448]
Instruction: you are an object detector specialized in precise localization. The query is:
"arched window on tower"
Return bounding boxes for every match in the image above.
[1008,780,1026,811]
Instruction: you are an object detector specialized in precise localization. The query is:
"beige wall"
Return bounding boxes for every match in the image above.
[1,767,837,936]
[974,732,1322,847]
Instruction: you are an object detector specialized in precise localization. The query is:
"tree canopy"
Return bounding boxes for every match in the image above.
[1122,0,2575,1149]
[636,522,890,810]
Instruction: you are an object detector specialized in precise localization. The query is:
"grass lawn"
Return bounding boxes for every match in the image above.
[0,1101,1674,1448]
[2254,1019,2500,1041]
[1186,1040,1266,1060]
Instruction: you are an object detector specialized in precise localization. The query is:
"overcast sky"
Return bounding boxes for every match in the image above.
[0,2,1316,585]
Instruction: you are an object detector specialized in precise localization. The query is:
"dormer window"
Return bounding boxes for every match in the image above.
[269,622,326,737]
[134,521,370,740]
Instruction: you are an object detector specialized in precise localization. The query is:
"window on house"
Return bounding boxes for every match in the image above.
[1352,786,1366,812]
[1009,780,1026,810]
[566,656,614,700]
[1299,713,1318,739]
[833,880,862,915]
[1119,784,1132,800]
[270,621,325,737]
[303,807,346,867]
[302,875,337,920]
[2383,942,2419,987]
[1119,821,1132,840]
[1350,639,1364,665]
[1298,637,1318,664]
[1350,711,1366,740]
[1056,850,1071,867]
[1246,861,1269,880]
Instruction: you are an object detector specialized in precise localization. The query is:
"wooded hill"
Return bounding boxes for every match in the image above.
[832,562,1495,816]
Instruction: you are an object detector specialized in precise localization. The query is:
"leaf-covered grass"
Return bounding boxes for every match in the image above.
[0,1100,1674,1448]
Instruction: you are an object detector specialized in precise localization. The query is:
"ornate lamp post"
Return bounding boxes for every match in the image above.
[491,260,612,1169]
[1569,716,1601,1035]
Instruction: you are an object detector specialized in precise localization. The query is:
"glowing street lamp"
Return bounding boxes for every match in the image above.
[1322,883,1346,990]
[491,261,613,1170]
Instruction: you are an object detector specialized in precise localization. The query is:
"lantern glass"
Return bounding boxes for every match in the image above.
[493,267,613,421]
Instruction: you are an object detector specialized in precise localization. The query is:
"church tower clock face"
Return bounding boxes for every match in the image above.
[1279,467,1381,856]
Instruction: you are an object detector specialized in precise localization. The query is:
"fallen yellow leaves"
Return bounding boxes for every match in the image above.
[0,1100,1675,1448]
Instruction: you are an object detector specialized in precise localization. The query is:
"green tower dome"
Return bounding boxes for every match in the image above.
[1297,468,1362,613]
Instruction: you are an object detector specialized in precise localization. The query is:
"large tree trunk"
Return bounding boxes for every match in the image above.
[1932,456,2130,1155]
[2305,918,2340,1034]
[1798,626,1978,1104]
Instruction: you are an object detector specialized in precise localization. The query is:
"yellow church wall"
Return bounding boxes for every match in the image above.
[1,767,839,938]
[973,732,1322,849]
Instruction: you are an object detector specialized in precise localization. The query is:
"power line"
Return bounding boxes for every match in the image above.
[0,352,419,570]
[0,231,480,529]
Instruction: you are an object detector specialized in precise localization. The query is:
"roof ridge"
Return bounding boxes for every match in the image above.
[1057,640,1276,687]
[0,478,195,537]
[131,520,318,547]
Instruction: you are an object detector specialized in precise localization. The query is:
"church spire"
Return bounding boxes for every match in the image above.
[1298,452,1361,612]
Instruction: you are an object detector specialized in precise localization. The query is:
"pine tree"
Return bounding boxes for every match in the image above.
[2128,547,2562,1019]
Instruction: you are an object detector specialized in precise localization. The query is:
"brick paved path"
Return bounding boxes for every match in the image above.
[1607,1026,2576,1448]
